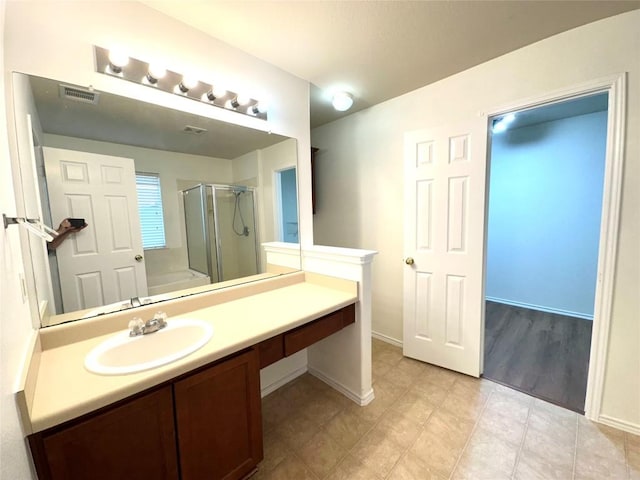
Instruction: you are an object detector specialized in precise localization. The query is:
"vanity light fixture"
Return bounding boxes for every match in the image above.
[332,91,354,112]
[94,46,268,120]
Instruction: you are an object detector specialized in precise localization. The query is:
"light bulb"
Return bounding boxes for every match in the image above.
[177,75,199,93]
[332,91,353,112]
[107,50,129,73]
[146,64,166,84]
[236,94,251,106]
[212,86,227,98]
[503,113,516,124]
[251,102,268,115]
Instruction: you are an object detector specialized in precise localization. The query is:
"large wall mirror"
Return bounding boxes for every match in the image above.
[13,73,300,328]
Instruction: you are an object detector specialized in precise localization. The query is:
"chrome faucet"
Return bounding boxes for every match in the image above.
[128,312,168,337]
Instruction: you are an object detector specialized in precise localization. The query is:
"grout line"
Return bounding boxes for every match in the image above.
[511,397,534,479]
[572,414,579,479]
[447,384,493,479]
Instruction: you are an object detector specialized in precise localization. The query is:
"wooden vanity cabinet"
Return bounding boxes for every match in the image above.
[174,348,263,480]
[29,349,262,480]
[28,386,179,480]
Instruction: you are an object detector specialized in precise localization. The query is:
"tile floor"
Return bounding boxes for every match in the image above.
[255,339,640,480]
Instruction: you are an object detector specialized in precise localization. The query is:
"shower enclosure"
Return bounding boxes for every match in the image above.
[182,184,259,284]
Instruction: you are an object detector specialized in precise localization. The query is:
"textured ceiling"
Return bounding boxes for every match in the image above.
[142,0,640,127]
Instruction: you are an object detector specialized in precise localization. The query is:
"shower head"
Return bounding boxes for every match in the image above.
[232,186,248,194]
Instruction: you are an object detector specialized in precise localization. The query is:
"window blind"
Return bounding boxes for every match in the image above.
[136,173,166,249]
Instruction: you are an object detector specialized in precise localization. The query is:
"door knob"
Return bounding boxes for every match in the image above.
[405,257,415,265]
[135,254,144,262]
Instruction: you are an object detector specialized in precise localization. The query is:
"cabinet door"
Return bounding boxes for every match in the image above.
[174,348,263,480]
[32,386,178,480]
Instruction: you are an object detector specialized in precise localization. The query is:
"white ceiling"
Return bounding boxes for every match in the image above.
[142,0,639,128]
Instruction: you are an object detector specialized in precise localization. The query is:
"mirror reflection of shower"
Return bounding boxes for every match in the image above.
[232,186,250,237]
[183,184,259,284]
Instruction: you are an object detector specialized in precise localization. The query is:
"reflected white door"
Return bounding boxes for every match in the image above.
[402,120,487,377]
[43,147,148,312]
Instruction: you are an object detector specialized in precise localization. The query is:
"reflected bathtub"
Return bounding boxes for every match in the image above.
[147,269,211,296]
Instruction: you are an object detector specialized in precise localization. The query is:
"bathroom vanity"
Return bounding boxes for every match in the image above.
[19,272,363,480]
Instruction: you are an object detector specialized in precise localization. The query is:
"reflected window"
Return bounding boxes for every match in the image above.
[136,172,166,249]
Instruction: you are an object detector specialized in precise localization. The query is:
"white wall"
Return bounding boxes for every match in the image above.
[0,0,38,477]
[312,11,639,427]
[486,111,607,319]
[2,2,310,476]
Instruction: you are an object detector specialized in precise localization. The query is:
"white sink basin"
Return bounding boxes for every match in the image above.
[85,319,213,375]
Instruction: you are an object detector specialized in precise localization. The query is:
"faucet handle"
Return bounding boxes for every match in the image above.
[153,311,168,327]
[128,317,144,336]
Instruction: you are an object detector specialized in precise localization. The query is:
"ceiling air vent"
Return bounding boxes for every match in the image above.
[183,125,207,135]
[59,84,100,105]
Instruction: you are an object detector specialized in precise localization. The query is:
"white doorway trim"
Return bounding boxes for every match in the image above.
[482,73,626,422]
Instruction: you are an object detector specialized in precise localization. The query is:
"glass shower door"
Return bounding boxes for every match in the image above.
[211,186,259,282]
[183,185,211,278]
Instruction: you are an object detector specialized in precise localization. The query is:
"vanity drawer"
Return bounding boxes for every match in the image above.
[284,303,355,356]
[257,335,284,368]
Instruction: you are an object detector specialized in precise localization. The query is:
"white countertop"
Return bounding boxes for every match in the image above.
[22,272,358,433]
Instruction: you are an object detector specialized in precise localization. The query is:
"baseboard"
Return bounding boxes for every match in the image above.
[372,330,403,348]
[260,365,307,398]
[485,296,594,321]
[597,414,640,436]
[307,367,375,406]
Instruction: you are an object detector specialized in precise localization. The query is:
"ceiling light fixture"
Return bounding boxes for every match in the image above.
[492,113,517,134]
[94,46,268,120]
[332,91,354,112]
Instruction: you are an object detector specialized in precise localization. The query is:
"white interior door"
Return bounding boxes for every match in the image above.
[402,119,487,377]
[43,147,148,312]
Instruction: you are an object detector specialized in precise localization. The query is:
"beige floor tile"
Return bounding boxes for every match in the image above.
[421,364,459,389]
[373,409,423,448]
[323,408,376,450]
[452,457,512,480]
[261,455,319,480]
[440,388,489,422]
[410,377,450,406]
[494,383,536,403]
[325,454,383,480]
[374,347,404,366]
[296,392,345,426]
[372,357,394,382]
[484,390,533,424]
[262,391,295,431]
[297,429,346,479]
[513,448,574,480]
[475,406,527,446]
[391,389,436,425]
[409,428,463,478]
[522,424,576,471]
[628,433,640,477]
[258,430,291,474]
[423,408,476,449]
[577,416,626,462]
[350,427,405,477]
[575,450,628,479]
[383,364,421,390]
[273,410,320,451]
[394,356,428,378]
[453,429,519,479]
[387,451,447,480]
[527,402,576,443]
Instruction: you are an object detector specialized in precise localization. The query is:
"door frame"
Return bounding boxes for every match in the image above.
[481,73,626,421]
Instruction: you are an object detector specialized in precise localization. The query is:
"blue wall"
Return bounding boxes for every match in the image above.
[486,111,607,319]
[280,168,299,243]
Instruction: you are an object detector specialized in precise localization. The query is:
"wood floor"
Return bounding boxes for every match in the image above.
[483,301,593,413]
